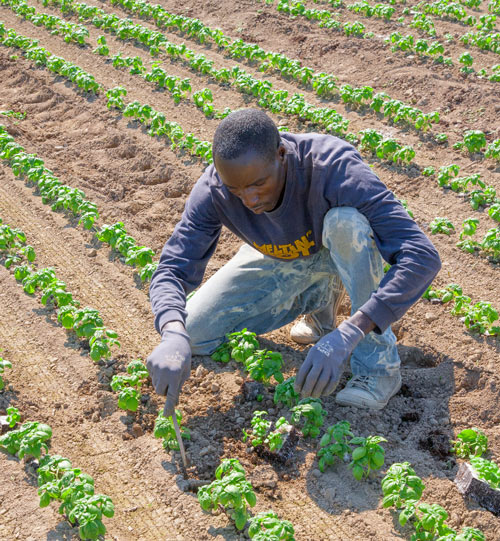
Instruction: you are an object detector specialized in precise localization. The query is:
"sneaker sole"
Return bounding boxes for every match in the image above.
[335,379,402,411]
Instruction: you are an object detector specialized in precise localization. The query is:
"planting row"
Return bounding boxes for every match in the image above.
[0,216,120,360]
[0,413,114,539]
[272,0,500,79]
[95,0,500,160]
[27,0,427,163]
[0,123,163,283]
[9,0,500,171]
[100,0,446,133]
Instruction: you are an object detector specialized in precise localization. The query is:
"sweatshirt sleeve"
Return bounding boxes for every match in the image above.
[149,171,222,334]
[325,142,442,334]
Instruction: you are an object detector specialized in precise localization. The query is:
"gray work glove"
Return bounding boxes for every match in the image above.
[294,320,365,398]
[146,330,191,418]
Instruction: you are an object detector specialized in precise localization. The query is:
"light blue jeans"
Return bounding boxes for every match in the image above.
[186,207,400,377]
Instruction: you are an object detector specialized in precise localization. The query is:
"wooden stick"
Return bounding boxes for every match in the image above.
[172,413,189,470]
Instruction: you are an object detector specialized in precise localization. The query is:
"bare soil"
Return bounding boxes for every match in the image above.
[0,0,499,539]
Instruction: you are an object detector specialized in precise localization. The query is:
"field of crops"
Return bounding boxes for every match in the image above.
[0,0,499,538]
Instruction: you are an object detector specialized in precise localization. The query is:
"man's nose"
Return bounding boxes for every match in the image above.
[241,187,259,208]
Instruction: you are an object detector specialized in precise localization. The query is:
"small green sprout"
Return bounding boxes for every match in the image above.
[290,398,326,438]
[198,458,256,530]
[470,456,500,489]
[273,376,300,408]
[248,510,295,540]
[6,406,20,428]
[153,409,190,451]
[451,428,488,458]
[348,435,387,480]
[381,461,425,509]
[317,421,353,472]
[430,217,455,235]
[0,357,12,390]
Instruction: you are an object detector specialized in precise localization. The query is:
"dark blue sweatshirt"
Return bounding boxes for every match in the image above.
[150,132,441,334]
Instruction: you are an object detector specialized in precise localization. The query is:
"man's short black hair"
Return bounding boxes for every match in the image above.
[212,108,280,163]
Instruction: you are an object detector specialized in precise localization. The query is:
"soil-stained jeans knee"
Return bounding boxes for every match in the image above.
[322,207,400,377]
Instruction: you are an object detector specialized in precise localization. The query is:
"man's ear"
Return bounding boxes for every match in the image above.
[277,143,286,163]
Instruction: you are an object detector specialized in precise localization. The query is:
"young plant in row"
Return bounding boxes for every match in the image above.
[430,217,455,235]
[382,462,484,539]
[451,428,488,459]
[349,435,387,480]
[248,510,295,540]
[96,222,155,274]
[243,411,292,452]
[0,26,100,93]
[2,230,121,362]
[423,283,500,335]
[470,456,500,489]
[93,34,108,55]
[4,0,90,46]
[198,458,256,530]
[212,328,260,363]
[37,453,114,540]
[0,420,52,459]
[0,109,26,120]
[153,409,190,451]
[485,139,500,162]
[273,376,300,408]
[115,97,213,163]
[6,406,21,427]
[381,461,425,512]
[358,129,416,165]
[244,350,284,384]
[110,359,149,411]
[0,125,99,229]
[0,356,12,390]
[317,420,353,472]
[290,398,326,438]
[453,130,487,154]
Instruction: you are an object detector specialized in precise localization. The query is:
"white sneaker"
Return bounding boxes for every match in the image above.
[335,374,402,410]
[290,278,346,345]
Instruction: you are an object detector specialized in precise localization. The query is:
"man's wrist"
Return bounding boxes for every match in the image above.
[347,311,376,335]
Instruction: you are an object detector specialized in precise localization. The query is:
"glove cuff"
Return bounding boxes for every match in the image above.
[161,328,191,343]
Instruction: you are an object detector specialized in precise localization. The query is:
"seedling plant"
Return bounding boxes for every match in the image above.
[248,510,295,540]
[110,360,149,411]
[349,435,387,480]
[273,376,300,408]
[451,428,488,458]
[36,453,115,540]
[153,409,190,451]
[6,406,20,427]
[0,420,52,459]
[243,411,292,452]
[317,421,354,472]
[0,356,12,390]
[430,217,455,235]
[290,398,326,437]
[198,458,256,530]
[470,456,500,489]
[382,461,484,540]
[381,462,425,511]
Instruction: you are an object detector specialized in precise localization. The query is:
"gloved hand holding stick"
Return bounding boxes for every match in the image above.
[147,324,191,469]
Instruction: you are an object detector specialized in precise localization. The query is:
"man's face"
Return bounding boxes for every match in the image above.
[215,145,287,214]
